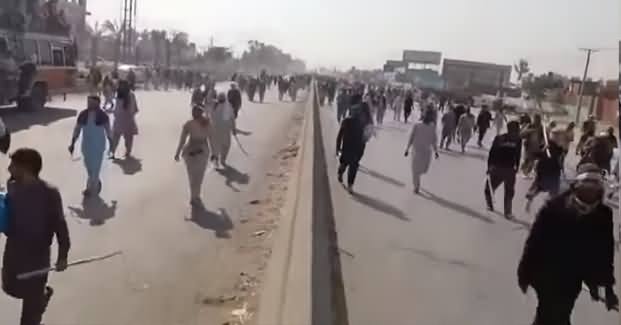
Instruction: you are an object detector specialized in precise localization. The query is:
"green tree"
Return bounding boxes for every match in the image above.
[102,20,122,69]
[522,72,564,109]
[86,21,105,67]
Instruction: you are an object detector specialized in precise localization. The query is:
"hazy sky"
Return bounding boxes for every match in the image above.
[87,0,618,79]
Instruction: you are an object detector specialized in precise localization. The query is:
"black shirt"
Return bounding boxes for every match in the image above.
[477,110,492,128]
[535,142,564,178]
[488,134,522,169]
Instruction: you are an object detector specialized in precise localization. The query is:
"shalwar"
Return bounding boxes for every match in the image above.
[407,122,438,191]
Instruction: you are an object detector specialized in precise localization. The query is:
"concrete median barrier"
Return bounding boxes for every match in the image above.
[257,82,345,325]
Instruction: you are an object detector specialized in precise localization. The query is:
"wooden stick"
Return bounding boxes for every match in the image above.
[17,251,123,280]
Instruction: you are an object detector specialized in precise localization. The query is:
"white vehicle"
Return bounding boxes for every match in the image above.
[117,64,147,84]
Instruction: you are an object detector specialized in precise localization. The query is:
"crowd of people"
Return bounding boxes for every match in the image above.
[329,78,619,324]
[0,67,313,324]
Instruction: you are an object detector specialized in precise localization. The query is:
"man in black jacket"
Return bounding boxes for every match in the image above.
[476,105,493,147]
[227,83,242,118]
[484,120,522,219]
[518,163,618,324]
[336,109,366,193]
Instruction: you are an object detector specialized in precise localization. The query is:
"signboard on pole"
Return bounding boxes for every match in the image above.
[402,50,442,65]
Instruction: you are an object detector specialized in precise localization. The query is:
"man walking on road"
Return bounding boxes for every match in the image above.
[440,106,457,150]
[210,93,237,168]
[405,110,439,194]
[2,148,71,325]
[524,127,565,212]
[403,92,413,123]
[484,120,521,219]
[336,88,350,123]
[518,163,618,325]
[336,107,366,193]
[476,105,492,147]
[69,96,113,197]
[227,83,242,119]
[456,108,476,153]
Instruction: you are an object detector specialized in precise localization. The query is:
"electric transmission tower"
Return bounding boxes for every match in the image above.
[120,0,137,63]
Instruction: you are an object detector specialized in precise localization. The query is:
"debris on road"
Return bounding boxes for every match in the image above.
[202,295,238,306]
[252,230,267,237]
[230,302,251,323]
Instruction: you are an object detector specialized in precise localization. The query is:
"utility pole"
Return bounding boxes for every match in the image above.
[121,0,137,63]
[574,48,598,124]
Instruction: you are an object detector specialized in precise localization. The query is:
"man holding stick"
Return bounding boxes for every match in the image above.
[1,148,70,325]
[484,121,522,219]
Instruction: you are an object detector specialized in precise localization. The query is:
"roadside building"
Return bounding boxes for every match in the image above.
[442,59,511,94]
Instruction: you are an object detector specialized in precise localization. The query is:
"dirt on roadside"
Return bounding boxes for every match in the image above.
[195,101,306,325]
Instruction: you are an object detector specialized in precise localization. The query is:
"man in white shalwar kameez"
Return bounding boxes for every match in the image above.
[405,110,439,194]
[210,93,237,168]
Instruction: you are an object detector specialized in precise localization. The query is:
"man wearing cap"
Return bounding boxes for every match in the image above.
[484,120,522,219]
[518,163,618,324]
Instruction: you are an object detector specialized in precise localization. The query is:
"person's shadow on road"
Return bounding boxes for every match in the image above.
[350,190,410,221]
[359,166,406,188]
[216,165,250,192]
[0,106,76,134]
[68,196,118,226]
[419,189,495,224]
[112,156,143,175]
[187,204,233,238]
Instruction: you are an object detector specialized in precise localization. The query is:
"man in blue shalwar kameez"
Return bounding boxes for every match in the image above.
[69,96,112,197]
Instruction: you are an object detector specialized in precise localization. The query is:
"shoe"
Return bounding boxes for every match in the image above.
[190,198,201,206]
[96,181,102,195]
[414,187,420,194]
[486,205,494,212]
[337,173,343,183]
[347,184,354,193]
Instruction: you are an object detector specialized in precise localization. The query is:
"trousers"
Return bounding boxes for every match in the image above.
[484,167,516,215]
[110,132,134,156]
[184,152,208,199]
[478,126,488,145]
[532,285,580,325]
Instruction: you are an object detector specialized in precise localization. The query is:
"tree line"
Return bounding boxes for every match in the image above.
[82,20,306,76]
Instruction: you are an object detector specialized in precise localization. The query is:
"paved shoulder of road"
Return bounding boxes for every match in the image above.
[0,87,306,325]
[318,104,619,325]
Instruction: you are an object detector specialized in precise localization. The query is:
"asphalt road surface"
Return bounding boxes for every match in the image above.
[0,86,305,325]
[319,104,619,325]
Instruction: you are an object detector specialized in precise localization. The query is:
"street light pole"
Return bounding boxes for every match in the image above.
[575,48,598,124]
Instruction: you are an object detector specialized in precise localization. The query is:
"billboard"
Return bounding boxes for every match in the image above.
[442,59,511,90]
[402,50,442,65]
